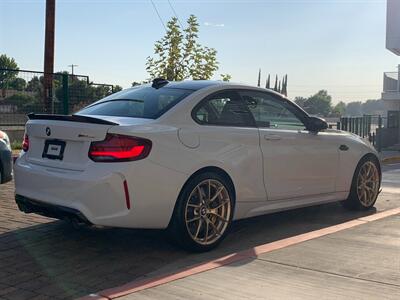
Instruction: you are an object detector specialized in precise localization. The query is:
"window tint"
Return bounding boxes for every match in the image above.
[77,87,193,119]
[240,91,306,130]
[193,91,255,127]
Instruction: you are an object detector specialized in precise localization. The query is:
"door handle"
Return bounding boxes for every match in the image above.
[264,134,282,141]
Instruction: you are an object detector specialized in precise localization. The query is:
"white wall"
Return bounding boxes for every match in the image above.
[384,100,400,112]
[387,0,400,56]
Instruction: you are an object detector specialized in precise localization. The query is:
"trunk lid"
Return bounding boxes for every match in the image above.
[25,120,114,171]
[24,114,154,171]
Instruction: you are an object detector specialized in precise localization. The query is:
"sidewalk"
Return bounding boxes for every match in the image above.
[380,150,400,164]
[94,211,400,300]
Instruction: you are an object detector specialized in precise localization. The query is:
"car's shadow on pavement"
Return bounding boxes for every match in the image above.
[0,201,377,299]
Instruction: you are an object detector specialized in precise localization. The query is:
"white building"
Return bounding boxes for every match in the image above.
[382,0,400,147]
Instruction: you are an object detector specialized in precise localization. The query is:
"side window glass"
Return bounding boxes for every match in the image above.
[241,91,306,130]
[193,91,255,127]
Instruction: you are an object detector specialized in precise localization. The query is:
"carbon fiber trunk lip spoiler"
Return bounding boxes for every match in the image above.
[27,113,118,125]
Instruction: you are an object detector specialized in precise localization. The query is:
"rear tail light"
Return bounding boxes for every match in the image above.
[22,134,29,152]
[88,134,152,162]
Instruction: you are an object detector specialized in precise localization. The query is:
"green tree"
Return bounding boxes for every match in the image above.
[0,54,19,96]
[113,85,123,92]
[132,80,151,87]
[332,101,346,117]
[220,74,232,82]
[3,93,41,113]
[361,99,384,115]
[302,90,332,116]
[345,101,363,116]
[9,77,26,91]
[26,76,42,93]
[294,96,307,108]
[146,15,219,81]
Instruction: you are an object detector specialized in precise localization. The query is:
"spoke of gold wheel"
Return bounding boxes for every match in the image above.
[204,219,209,242]
[366,164,371,177]
[207,218,221,237]
[208,180,211,202]
[212,199,229,211]
[363,189,369,204]
[209,211,229,223]
[187,216,201,223]
[187,203,201,208]
[197,186,204,203]
[194,219,203,239]
[210,186,224,203]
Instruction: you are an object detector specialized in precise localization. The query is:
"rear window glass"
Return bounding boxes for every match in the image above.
[77,86,193,119]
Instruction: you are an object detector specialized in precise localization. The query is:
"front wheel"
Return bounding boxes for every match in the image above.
[341,157,381,210]
[168,172,234,252]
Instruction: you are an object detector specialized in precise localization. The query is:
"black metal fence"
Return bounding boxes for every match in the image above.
[336,115,386,151]
[0,68,116,126]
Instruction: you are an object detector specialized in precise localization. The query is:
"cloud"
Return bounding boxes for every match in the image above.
[204,22,225,27]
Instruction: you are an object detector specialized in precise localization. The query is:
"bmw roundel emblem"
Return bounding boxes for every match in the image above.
[46,127,51,136]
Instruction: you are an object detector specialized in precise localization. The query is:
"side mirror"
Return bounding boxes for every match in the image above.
[307,116,328,132]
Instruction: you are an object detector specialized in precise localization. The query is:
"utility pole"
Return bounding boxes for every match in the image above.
[43,0,56,113]
[68,64,78,75]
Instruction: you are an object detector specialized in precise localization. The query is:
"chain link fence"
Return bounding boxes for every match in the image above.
[0,68,116,126]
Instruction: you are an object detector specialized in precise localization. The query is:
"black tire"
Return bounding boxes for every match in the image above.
[0,162,3,184]
[341,155,381,211]
[168,171,235,252]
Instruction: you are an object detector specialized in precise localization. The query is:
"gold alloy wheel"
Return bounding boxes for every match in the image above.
[356,161,380,207]
[185,179,232,245]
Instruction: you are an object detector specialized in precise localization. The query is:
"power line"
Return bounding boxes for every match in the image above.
[150,0,167,32]
[167,0,184,28]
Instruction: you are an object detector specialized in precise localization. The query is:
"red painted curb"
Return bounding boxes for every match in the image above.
[76,295,109,300]
[87,207,400,300]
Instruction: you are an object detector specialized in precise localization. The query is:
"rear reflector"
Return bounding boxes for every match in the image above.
[123,180,131,210]
[88,134,152,162]
[22,134,29,152]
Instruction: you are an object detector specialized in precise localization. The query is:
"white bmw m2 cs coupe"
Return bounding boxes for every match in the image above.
[14,79,381,251]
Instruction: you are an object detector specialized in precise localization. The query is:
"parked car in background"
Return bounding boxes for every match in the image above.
[14,80,381,252]
[0,130,13,184]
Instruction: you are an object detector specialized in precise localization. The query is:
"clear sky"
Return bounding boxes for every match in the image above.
[1,0,399,103]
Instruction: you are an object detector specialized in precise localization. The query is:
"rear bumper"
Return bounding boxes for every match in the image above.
[14,155,133,226]
[15,194,92,225]
[14,153,188,229]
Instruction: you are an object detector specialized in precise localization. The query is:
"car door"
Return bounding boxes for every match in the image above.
[239,90,339,201]
[191,90,267,203]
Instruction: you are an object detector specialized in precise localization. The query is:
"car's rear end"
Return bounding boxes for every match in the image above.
[14,84,193,229]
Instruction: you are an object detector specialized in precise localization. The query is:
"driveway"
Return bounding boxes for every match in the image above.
[0,164,399,299]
